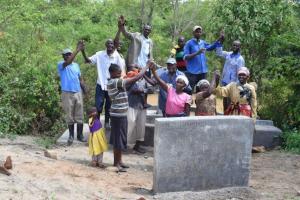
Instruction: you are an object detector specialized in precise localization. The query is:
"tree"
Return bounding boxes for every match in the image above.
[209,0,292,83]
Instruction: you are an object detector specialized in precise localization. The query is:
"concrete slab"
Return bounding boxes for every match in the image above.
[56,123,90,145]
[153,116,254,193]
[253,125,282,149]
[141,123,155,146]
[255,120,274,126]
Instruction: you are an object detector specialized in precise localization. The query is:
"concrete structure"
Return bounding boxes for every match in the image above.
[144,113,282,149]
[153,116,254,193]
[142,110,162,146]
[56,124,90,145]
[254,120,282,149]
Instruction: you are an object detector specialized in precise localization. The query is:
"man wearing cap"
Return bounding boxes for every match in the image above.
[144,58,191,116]
[81,39,124,128]
[213,67,257,119]
[184,26,223,91]
[57,42,86,145]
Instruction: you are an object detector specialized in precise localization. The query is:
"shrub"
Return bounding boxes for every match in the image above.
[282,129,300,154]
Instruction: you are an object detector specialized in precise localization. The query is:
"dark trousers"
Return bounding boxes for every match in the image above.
[185,72,207,93]
[95,84,111,123]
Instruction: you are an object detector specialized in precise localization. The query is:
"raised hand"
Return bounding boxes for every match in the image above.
[77,40,85,51]
[213,70,221,79]
[147,60,155,71]
[118,15,126,28]
[218,30,225,43]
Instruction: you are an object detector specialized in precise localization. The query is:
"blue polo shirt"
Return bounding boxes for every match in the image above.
[57,61,81,92]
[184,38,220,74]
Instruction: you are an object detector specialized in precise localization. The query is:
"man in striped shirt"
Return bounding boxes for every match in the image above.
[107,62,152,172]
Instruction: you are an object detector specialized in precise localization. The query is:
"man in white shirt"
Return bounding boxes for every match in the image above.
[81,39,124,127]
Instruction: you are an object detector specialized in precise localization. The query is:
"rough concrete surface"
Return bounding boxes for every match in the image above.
[154,116,254,193]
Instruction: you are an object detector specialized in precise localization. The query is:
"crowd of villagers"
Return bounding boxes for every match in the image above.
[56,16,257,172]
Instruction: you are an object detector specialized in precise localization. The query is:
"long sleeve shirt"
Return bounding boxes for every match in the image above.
[215,82,257,119]
[184,38,219,74]
[216,46,245,86]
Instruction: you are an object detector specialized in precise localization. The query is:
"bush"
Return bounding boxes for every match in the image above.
[282,129,300,154]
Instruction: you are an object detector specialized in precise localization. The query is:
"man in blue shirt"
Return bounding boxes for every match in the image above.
[216,40,245,86]
[184,26,223,91]
[57,43,86,145]
[216,40,245,112]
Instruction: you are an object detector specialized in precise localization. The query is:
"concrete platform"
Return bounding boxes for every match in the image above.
[56,124,90,145]
[153,116,254,193]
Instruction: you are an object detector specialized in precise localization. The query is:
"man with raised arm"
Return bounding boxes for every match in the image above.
[81,39,124,128]
[57,42,87,145]
[184,26,223,91]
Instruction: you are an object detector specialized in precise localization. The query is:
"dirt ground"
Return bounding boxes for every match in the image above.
[0,136,300,200]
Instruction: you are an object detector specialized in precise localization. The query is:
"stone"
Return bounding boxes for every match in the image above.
[252,146,266,153]
[4,156,12,169]
[44,150,57,160]
[153,116,254,193]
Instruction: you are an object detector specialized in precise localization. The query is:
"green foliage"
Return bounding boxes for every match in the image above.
[210,0,292,81]
[282,129,300,154]
[0,0,299,140]
[209,0,300,132]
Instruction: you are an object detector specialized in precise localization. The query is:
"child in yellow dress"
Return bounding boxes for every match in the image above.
[87,107,108,168]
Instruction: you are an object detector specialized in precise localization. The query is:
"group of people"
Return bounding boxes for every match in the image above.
[57,16,257,172]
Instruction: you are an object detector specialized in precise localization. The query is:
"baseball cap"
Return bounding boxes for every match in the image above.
[193,25,202,32]
[166,57,176,64]
[62,48,72,55]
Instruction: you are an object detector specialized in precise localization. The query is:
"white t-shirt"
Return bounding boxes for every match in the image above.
[137,35,151,68]
[89,50,124,90]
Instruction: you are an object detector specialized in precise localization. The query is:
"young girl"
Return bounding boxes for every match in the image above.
[150,64,192,117]
[87,107,108,168]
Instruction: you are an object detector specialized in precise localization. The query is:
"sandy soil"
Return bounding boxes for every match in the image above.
[0,136,300,200]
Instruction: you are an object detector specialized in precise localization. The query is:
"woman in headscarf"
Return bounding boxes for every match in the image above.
[195,74,217,116]
[150,64,192,117]
[214,67,257,119]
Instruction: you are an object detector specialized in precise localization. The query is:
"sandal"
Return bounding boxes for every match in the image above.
[116,164,127,173]
[90,161,97,167]
[120,162,129,169]
[97,163,107,169]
